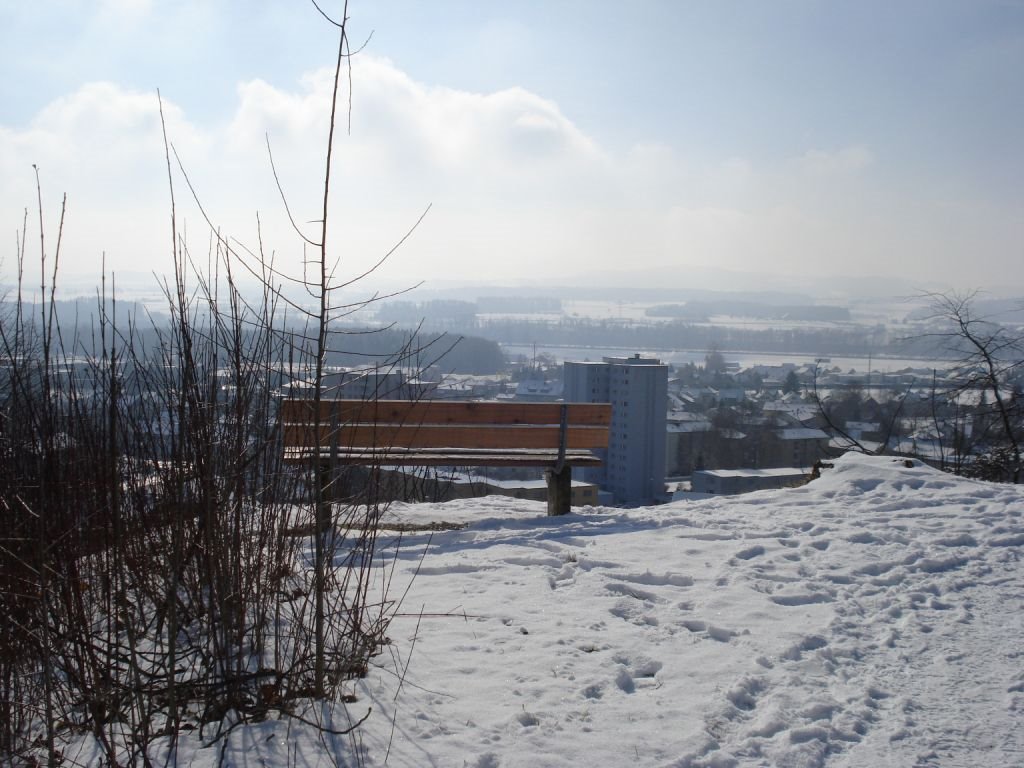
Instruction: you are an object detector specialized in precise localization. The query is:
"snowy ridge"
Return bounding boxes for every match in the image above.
[77,454,1023,767]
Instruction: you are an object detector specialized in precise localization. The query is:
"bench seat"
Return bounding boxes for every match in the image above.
[279,399,610,515]
[282,446,604,467]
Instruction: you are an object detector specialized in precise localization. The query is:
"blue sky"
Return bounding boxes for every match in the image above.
[2,0,1022,294]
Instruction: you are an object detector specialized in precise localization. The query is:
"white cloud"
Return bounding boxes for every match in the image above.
[1,58,1018,295]
[0,82,210,280]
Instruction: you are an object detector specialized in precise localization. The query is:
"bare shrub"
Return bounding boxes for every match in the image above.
[1,4,430,763]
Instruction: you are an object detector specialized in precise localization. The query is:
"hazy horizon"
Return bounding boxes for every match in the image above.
[2,1,1022,296]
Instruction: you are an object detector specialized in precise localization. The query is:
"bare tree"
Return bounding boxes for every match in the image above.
[810,363,910,457]
[917,290,1023,483]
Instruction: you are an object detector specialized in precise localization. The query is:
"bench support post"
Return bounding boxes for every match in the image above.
[545,465,572,516]
[545,403,573,516]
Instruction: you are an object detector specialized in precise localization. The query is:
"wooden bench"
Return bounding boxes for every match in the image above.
[280,399,611,515]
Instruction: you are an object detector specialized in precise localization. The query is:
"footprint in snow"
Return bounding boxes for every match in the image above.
[611,570,695,587]
[856,561,899,576]
[580,682,604,699]
[725,675,766,713]
[611,654,663,694]
[735,544,766,560]
[605,582,660,602]
[781,634,828,660]
[847,531,882,544]
[415,563,487,576]
[516,711,539,727]
[547,562,578,590]
[853,478,883,492]
[681,531,738,542]
[934,533,978,547]
[608,601,659,628]
[770,591,835,606]
[615,667,635,694]
[682,618,737,643]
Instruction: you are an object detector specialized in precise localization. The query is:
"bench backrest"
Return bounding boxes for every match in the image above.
[280,399,611,453]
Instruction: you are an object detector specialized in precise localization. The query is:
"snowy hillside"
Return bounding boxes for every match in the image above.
[76,453,1024,767]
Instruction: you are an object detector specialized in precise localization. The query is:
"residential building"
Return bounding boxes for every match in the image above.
[666,413,713,477]
[760,426,831,468]
[287,367,412,400]
[513,377,563,402]
[564,354,668,505]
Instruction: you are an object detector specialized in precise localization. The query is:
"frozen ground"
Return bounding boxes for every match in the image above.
[77,453,1024,767]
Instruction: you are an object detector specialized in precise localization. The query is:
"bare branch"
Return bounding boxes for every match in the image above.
[265,135,321,248]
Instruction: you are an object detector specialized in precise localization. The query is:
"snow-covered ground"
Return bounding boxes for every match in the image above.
[89,453,1023,767]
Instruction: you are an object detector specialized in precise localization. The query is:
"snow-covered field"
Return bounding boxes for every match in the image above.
[106,453,1023,767]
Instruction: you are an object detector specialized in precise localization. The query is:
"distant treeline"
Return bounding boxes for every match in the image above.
[378,295,562,325]
[469,317,945,359]
[324,327,505,374]
[645,302,851,323]
[1,300,507,374]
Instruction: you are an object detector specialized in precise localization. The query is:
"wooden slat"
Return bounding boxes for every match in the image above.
[282,423,610,451]
[279,399,611,428]
[282,447,604,468]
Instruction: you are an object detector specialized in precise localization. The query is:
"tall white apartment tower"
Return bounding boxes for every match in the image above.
[564,354,667,505]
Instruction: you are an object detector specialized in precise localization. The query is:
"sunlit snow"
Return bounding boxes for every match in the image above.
[71,453,1024,767]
